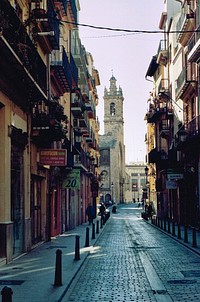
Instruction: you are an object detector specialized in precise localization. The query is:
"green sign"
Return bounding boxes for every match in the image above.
[63,170,80,189]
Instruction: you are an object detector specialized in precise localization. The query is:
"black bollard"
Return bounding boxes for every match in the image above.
[184,225,188,243]
[164,219,166,231]
[100,217,103,228]
[96,220,99,234]
[168,219,171,234]
[92,223,95,239]
[74,235,80,260]
[172,221,175,236]
[192,228,197,248]
[178,224,181,239]
[85,227,90,247]
[1,286,13,302]
[54,249,62,286]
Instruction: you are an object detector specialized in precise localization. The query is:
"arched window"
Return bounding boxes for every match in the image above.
[110,102,115,116]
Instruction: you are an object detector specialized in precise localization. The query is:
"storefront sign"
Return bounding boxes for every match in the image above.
[63,170,80,189]
[39,149,67,166]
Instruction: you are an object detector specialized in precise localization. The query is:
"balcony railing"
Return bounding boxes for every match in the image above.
[188,25,200,62]
[0,0,47,108]
[31,0,60,50]
[186,115,200,137]
[157,40,168,66]
[67,0,78,25]
[51,47,73,93]
[176,9,195,46]
[54,0,67,16]
[74,150,90,171]
[175,64,197,99]
[158,78,169,94]
[69,52,78,87]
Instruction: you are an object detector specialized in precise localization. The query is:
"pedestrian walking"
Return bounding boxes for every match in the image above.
[86,203,95,225]
[99,202,106,223]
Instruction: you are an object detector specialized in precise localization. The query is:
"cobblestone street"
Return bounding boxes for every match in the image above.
[63,204,200,302]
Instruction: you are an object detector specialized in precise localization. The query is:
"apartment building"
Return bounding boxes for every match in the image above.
[145,0,200,227]
[0,0,100,263]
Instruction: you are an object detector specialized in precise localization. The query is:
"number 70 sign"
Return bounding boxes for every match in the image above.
[63,170,80,189]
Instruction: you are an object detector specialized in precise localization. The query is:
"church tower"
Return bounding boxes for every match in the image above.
[103,75,124,142]
[99,75,126,204]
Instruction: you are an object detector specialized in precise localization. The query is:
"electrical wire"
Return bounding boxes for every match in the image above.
[59,19,199,35]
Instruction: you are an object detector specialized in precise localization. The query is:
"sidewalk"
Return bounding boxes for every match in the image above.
[144,214,200,256]
[0,217,107,302]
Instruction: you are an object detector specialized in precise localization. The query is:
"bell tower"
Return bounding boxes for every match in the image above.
[103,75,124,142]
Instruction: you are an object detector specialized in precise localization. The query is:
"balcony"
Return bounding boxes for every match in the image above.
[54,0,67,17]
[146,104,172,123]
[69,52,78,87]
[74,150,89,172]
[175,64,197,99]
[79,110,89,129]
[31,0,60,51]
[159,120,170,139]
[176,10,195,47]
[50,48,72,94]
[67,0,78,25]
[71,90,85,118]
[188,25,200,62]
[31,99,68,146]
[156,40,168,66]
[85,100,96,119]
[158,78,169,94]
[0,0,47,110]
[148,148,168,169]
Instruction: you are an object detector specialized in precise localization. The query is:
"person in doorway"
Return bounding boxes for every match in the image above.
[86,203,95,225]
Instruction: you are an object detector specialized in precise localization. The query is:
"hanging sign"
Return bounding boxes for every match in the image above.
[63,170,80,189]
[39,149,67,166]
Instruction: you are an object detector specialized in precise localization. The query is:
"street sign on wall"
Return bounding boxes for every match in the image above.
[167,174,184,181]
[63,170,80,189]
[166,180,177,189]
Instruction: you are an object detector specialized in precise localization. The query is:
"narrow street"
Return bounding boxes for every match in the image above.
[63,204,200,302]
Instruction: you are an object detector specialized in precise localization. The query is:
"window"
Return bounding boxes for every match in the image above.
[100,149,110,165]
[110,103,115,116]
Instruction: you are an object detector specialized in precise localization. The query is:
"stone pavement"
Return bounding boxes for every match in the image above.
[63,204,200,302]
[0,217,106,302]
[1,205,200,302]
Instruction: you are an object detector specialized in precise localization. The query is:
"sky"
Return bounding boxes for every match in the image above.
[78,0,164,164]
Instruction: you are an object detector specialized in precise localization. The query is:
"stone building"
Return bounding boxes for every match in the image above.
[99,75,126,204]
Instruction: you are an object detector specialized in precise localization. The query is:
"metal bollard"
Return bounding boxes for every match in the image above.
[92,223,95,239]
[100,217,103,228]
[172,221,175,236]
[184,225,188,243]
[168,219,171,234]
[85,227,90,247]
[54,249,62,286]
[164,219,166,231]
[160,219,163,229]
[96,220,99,234]
[178,224,181,239]
[1,286,13,302]
[74,235,80,260]
[192,228,197,248]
